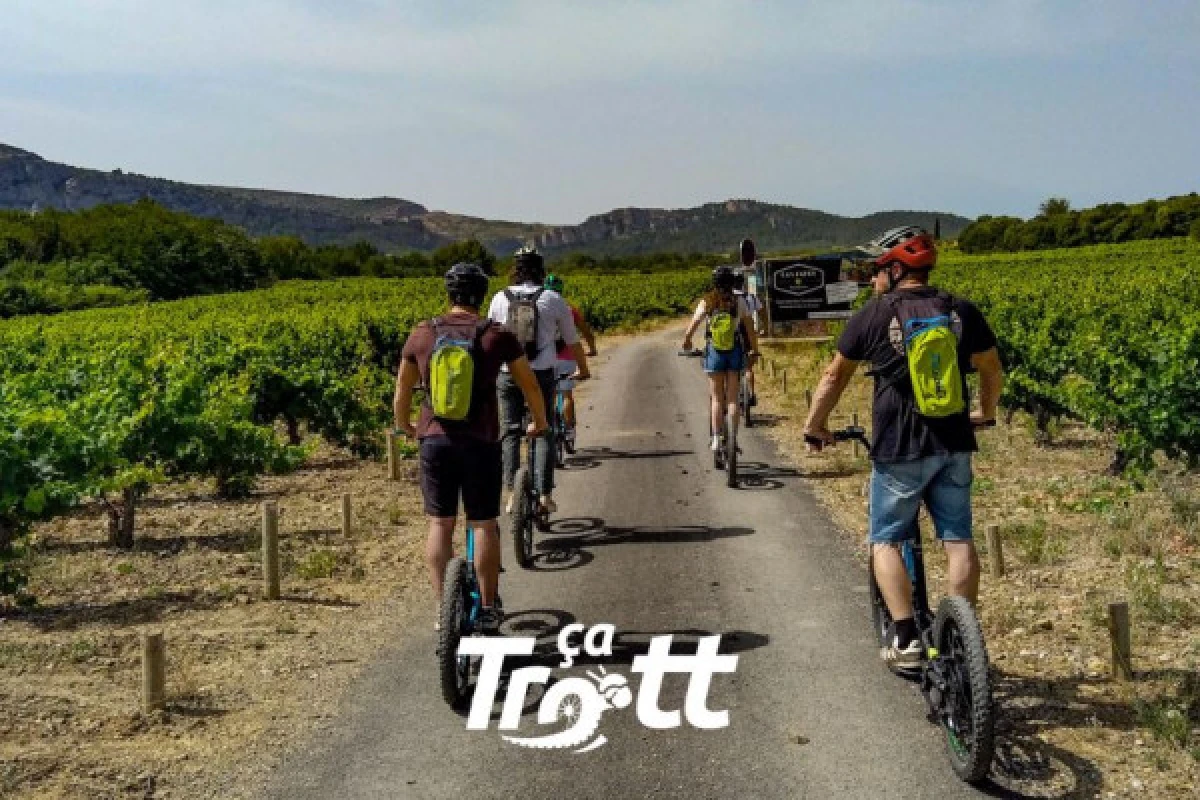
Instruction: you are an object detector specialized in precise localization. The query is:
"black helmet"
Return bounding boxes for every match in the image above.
[513,245,545,283]
[712,265,737,291]
[444,262,489,308]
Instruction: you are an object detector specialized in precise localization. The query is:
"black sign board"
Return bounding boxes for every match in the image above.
[763,255,865,323]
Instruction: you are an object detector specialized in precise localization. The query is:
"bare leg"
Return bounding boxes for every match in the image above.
[872,543,915,620]
[563,391,576,427]
[710,373,727,435]
[426,516,456,598]
[725,370,741,433]
[943,541,981,605]
[470,519,502,606]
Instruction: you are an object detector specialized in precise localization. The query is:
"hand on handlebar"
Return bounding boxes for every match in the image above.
[526,420,548,438]
[570,370,591,382]
[970,412,998,430]
[803,425,835,453]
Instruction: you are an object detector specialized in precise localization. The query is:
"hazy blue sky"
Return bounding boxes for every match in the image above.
[3,1,1197,223]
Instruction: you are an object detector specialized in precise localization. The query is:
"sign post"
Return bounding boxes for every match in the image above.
[762,255,867,330]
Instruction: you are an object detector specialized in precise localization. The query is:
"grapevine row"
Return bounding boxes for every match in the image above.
[0,270,710,592]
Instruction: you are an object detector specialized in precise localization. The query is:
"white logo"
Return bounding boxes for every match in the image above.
[460,624,738,753]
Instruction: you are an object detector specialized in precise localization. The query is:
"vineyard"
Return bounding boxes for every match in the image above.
[0,270,710,594]
[936,238,1200,471]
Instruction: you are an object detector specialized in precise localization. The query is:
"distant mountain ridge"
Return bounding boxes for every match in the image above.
[0,144,970,256]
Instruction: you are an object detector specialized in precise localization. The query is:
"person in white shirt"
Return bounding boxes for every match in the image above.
[487,247,590,515]
[734,271,763,406]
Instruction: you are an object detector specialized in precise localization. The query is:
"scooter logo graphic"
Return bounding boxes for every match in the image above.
[459,624,738,753]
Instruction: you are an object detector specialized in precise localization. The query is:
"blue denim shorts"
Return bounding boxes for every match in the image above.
[704,342,746,373]
[868,452,974,543]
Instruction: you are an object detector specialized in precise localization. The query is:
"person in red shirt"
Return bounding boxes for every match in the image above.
[394,263,548,633]
[544,273,597,448]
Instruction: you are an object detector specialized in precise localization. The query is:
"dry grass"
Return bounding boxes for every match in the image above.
[0,443,429,800]
[755,341,1200,798]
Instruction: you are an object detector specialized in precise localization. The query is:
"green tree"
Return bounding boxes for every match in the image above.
[430,238,497,275]
[1039,197,1071,217]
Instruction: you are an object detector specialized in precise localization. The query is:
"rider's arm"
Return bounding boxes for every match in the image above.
[970,347,1004,423]
[569,342,591,379]
[577,315,598,356]
[392,357,421,437]
[509,356,550,433]
[681,300,706,347]
[740,302,760,357]
[803,352,859,438]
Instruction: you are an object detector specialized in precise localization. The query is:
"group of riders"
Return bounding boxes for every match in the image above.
[394,226,1003,668]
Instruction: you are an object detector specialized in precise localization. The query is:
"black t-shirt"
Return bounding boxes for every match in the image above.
[837,287,998,463]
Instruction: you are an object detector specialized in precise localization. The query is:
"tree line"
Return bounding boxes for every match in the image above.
[958,194,1200,254]
[0,200,727,318]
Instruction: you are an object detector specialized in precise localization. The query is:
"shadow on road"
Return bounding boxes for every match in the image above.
[564,446,693,471]
[736,461,802,491]
[535,518,754,562]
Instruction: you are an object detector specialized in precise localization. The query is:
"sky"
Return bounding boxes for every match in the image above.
[2,1,1198,224]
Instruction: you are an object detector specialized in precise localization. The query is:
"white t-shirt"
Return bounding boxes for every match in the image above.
[735,290,763,315]
[487,285,580,371]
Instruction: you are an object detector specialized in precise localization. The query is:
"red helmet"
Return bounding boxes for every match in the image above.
[871,227,937,270]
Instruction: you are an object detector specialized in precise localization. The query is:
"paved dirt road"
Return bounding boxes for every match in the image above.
[262,327,990,799]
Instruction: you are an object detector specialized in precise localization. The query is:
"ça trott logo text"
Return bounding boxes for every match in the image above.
[460,623,738,753]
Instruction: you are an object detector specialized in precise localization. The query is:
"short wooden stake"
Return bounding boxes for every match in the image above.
[386,432,401,481]
[781,370,788,395]
[1108,602,1132,681]
[262,501,280,601]
[341,493,352,537]
[852,412,860,458]
[805,388,812,409]
[985,523,1005,578]
[142,632,165,713]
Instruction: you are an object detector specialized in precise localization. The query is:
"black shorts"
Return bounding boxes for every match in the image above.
[419,436,503,521]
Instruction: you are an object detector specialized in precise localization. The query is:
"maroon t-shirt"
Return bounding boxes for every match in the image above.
[401,312,523,442]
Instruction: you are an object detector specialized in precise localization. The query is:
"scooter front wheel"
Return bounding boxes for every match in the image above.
[933,595,995,784]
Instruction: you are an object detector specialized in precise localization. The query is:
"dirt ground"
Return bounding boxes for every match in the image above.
[753,340,1200,799]
[0,444,432,800]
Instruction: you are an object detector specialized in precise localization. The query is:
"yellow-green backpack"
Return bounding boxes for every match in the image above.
[428,319,490,422]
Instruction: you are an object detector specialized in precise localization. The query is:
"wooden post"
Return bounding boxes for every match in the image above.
[805,388,812,409]
[341,493,352,537]
[386,431,401,481]
[1108,602,1132,681]
[852,412,860,458]
[142,632,165,713]
[262,501,280,601]
[781,370,788,395]
[985,524,1005,578]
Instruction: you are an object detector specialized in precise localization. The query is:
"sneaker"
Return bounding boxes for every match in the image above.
[881,636,923,669]
[539,495,557,514]
[504,492,515,515]
[710,434,721,451]
[479,606,503,635]
[565,427,577,448]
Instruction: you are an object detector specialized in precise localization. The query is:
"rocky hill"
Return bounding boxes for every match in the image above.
[0,144,969,256]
